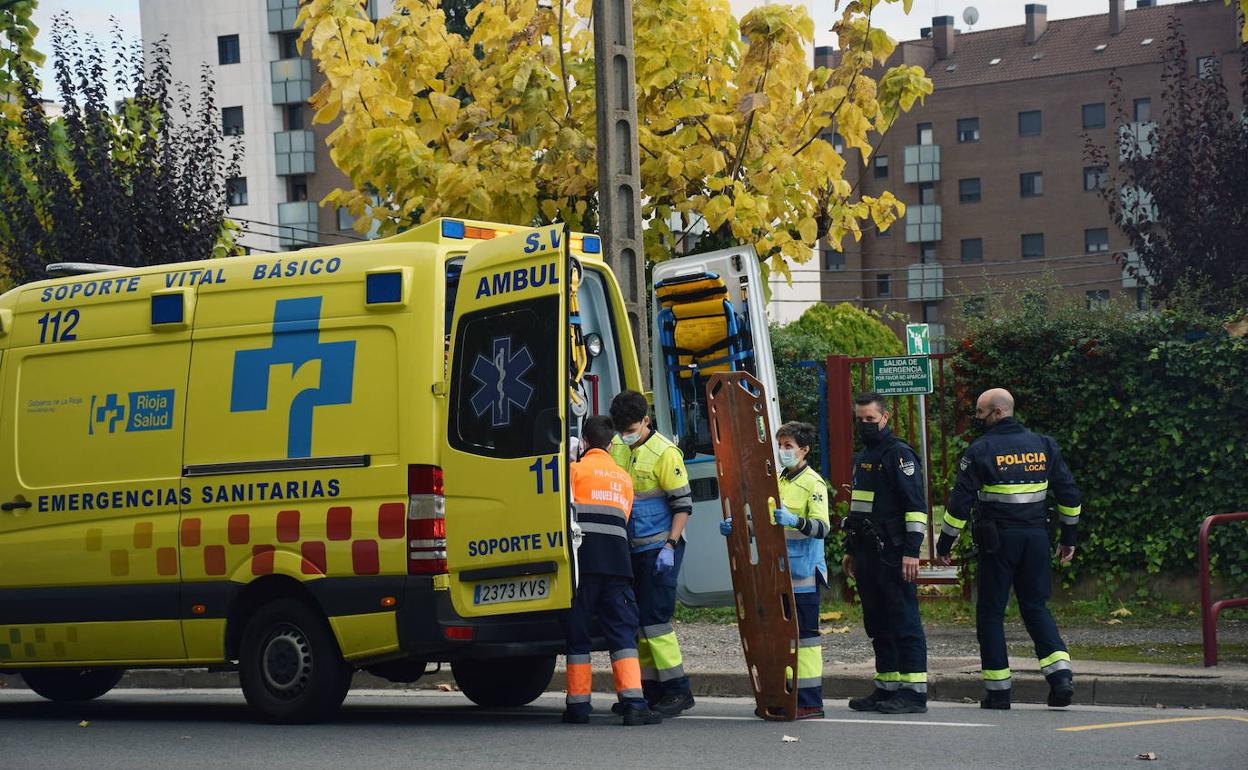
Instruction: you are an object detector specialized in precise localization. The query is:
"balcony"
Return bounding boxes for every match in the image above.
[267,0,301,33]
[903,144,941,183]
[275,129,316,175]
[1118,184,1156,226]
[277,201,319,249]
[904,204,941,242]
[906,262,944,300]
[1119,121,1156,161]
[271,58,312,105]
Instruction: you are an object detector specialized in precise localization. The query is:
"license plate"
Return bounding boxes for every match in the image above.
[472,576,551,605]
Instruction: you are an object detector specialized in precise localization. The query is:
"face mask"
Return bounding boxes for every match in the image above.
[972,416,989,433]
[856,420,881,442]
[778,448,799,469]
[620,431,641,446]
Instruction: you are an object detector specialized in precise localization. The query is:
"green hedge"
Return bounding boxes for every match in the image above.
[954,303,1248,588]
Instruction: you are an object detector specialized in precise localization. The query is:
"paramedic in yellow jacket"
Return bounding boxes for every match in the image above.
[608,390,695,717]
[720,421,831,719]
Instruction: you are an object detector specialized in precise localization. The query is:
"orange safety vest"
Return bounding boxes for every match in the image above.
[570,448,634,577]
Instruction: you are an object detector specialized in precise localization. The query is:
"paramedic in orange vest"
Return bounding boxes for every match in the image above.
[562,415,663,726]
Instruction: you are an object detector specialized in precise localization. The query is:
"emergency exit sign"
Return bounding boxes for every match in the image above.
[906,323,930,356]
[872,356,933,396]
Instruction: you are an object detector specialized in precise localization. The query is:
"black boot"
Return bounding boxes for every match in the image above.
[848,688,893,712]
[1046,671,1074,708]
[980,689,1011,710]
[653,691,695,717]
[621,704,663,725]
[876,689,928,715]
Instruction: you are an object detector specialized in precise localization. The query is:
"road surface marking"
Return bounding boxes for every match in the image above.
[1059,716,1248,732]
[683,715,993,727]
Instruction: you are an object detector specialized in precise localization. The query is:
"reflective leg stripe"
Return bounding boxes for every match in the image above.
[982,668,1012,690]
[874,671,902,691]
[567,653,592,664]
[898,672,928,693]
[611,648,639,661]
[566,661,593,700]
[645,630,685,682]
[797,636,823,690]
[612,656,643,696]
[1039,650,1072,676]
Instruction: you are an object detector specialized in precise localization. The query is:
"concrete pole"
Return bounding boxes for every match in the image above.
[591,0,650,388]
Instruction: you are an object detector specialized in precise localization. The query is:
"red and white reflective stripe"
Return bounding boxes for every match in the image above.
[407,467,447,574]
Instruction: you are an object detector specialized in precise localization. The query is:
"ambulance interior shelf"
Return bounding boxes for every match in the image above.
[655,271,755,459]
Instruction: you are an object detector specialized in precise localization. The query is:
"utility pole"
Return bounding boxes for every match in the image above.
[592,0,650,387]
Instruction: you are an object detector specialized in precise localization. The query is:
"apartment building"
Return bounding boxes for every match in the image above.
[139,0,393,254]
[797,0,1241,345]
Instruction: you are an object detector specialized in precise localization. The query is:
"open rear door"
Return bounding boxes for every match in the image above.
[442,225,573,618]
[650,246,780,606]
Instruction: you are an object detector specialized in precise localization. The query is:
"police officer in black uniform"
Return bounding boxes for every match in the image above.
[936,388,1081,710]
[843,392,930,714]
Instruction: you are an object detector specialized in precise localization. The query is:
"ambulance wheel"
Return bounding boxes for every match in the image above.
[452,654,556,707]
[239,598,353,723]
[21,668,124,702]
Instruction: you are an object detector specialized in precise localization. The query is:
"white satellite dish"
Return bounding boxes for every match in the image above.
[963,6,979,30]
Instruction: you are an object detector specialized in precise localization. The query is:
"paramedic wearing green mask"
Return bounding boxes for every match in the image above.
[608,390,695,717]
[719,421,830,719]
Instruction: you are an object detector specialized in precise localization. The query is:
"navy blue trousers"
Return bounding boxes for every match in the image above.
[852,544,927,688]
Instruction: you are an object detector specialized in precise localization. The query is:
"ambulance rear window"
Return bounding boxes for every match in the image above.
[449,295,561,459]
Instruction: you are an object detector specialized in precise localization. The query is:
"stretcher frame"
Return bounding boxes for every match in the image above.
[707,371,799,721]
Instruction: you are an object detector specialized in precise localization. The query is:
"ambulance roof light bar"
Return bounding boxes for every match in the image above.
[45,262,127,277]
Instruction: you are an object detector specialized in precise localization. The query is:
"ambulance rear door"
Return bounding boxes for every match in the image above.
[650,246,780,607]
[441,225,573,618]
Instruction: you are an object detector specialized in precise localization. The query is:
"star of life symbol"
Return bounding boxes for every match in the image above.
[470,336,535,428]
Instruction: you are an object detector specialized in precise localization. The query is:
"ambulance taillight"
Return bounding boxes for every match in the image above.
[407,464,447,575]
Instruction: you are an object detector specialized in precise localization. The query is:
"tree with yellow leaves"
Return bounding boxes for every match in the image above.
[299,0,932,279]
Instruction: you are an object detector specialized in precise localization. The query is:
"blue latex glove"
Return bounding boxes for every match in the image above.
[775,507,799,528]
[719,519,733,536]
[655,545,675,573]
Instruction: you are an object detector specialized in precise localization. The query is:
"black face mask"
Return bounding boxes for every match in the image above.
[857,420,882,443]
[971,416,988,433]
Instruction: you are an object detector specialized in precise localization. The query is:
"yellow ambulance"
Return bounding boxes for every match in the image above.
[0,217,776,723]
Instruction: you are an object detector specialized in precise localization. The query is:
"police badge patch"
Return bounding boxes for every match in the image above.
[959,457,971,472]
[899,456,916,476]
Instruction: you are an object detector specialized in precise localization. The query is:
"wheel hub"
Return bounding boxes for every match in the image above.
[261,625,312,699]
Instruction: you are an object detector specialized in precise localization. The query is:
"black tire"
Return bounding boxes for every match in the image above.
[238,598,353,723]
[366,658,428,684]
[21,668,124,702]
[451,654,556,707]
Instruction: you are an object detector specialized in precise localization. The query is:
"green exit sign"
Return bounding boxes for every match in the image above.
[872,356,933,396]
[906,323,930,356]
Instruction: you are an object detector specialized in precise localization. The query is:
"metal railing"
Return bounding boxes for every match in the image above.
[1199,512,1248,666]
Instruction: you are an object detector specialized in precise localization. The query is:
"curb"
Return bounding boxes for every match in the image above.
[5,668,1246,710]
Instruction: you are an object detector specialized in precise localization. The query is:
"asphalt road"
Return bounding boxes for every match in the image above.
[0,689,1245,770]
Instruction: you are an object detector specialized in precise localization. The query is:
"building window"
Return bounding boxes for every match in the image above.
[1021,232,1045,259]
[1086,289,1111,311]
[923,303,939,323]
[1082,102,1106,129]
[823,246,846,271]
[288,174,308,202]
[1020,171,1043,198]
[1083,165,1108,192]
[1196,56,1216,79]
[1085,227,1110,253]
[217,34,240,65]
[1133,97,1152,123]
[963,297,986,318]
[873,155,889,179]
[286,104,305,131]
[959,178,981,203]
[877,273,892,297]
[226,177,248,207]
[918,182,936,205]
[916,122,933,145]
[337,206,353,231]
[920,242,937,262]
[957,117,980,143]
[1018,110,1042,136]
[279,31,302,59]
[960,238,983,263]
[222,106,244,136]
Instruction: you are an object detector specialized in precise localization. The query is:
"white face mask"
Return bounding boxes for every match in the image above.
[778,448,799,469]
[620,430,642,446]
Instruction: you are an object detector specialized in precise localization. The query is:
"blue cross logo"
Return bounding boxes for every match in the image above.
[89,393,126,434]
[230,297,356,458]
[469,336,534,428]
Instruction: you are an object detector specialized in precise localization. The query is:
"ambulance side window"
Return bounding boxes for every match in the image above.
[449,296,559,459]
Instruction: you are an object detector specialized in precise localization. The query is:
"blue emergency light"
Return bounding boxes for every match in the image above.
[441,219,465,239]
[582,235,601,254]
[150,294,184,325]
[366,272,403,304]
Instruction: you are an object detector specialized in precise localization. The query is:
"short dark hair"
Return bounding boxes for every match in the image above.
[581,415,616,451]
[776,421,817,449]
[609,390,649,431]
[854,391,888,414]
